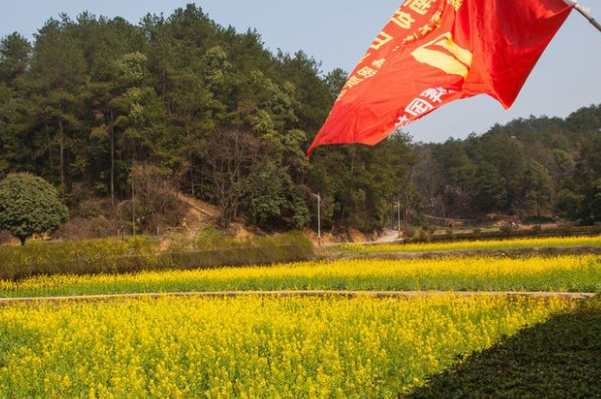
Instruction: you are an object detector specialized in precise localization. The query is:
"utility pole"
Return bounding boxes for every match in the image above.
[131,169,136,236]
[397,200,402,238]
[311,193,322,247]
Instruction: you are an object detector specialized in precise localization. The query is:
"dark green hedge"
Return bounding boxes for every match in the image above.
[406,297,601,399]
[405,226,601,245]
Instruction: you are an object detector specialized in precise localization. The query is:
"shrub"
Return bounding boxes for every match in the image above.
[424,225,437,235]
[88,216,118,238]
[54,217,92,240]
[418,230,430,241]
[0,231,15,246]
[0,173,69,245]
[77,198,112,219]
[193,227,233,250]
[118,166,189,234]
[55,216,118,241]
[522,216,555,225]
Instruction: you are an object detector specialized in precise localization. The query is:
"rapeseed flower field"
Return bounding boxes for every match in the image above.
[2,255,599,297]
[0,295,571,398]
[342,235,601,254]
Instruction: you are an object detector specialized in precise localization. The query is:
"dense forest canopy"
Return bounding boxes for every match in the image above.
[1,4,600,237]
[417,107,601,224]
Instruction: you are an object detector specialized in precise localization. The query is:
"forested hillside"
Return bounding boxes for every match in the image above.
[414,105,601,224]
[1,4,600,237]
[0,4,415,235]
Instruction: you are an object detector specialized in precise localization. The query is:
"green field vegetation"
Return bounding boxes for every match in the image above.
[406,297,601,399]
[0,232,313,281]
[342,235,601,254]
[0,295,572,398]
[2,255,600,298]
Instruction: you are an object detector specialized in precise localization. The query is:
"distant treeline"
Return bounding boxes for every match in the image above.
[414,105,601,224]
[1,4,600,235]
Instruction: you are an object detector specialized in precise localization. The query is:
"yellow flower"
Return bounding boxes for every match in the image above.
[0,294,570,398]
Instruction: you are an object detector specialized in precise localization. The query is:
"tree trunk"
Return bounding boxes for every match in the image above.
[19,236,26,246]
[58,120,65,198]
[339,147,358,225]
[186,122,195,196]
[109,107,115,207]
[46,123,53,170]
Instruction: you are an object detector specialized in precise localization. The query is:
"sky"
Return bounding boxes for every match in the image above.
[1,0,601,143]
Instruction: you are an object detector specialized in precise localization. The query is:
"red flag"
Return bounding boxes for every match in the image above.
[308,0,573,155]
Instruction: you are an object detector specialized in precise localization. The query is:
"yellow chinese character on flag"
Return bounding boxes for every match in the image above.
[345,76,363,89]
[357,67,378,78]
[391,10,416,29]
[447,0,465,11]
[430,11,443,24]
[372,59,386,69]
[405,0,437,16]
[419,24,435,36]
[421,87,448,103]
[370,31,394,50]
[405,98,434,116]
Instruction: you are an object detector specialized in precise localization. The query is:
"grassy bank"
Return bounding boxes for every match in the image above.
[0,232,313,281]
[2,255,600,298]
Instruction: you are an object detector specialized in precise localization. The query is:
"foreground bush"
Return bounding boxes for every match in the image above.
[0,173,69,245]
[0,232,313,281]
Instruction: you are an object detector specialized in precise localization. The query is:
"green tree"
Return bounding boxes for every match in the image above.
[473,162,507,213]
[0,173,69,244]
[554,189,585,220]
[28,17,86,193]
[523,161,554,217]
[324,68,348,101]
[0,33,31,85]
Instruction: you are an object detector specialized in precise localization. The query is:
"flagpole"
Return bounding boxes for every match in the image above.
[564,0,601,33]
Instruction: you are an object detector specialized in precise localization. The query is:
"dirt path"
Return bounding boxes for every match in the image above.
[375,229,403,243]
[0,291,595,305]
[176,193,220,219]
[174,193,221,238]
[321,229,402,247]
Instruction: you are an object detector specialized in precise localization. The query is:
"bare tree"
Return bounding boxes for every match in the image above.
[124,165,187,233]
[201,130,267,228]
